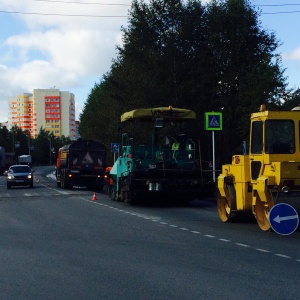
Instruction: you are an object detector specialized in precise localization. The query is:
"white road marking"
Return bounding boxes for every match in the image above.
[275,254,291,259]
[219,238,230,242]
[204,234,215,238]
[256,249,270,253]
[235,243,250,248]
[80,197,299,262]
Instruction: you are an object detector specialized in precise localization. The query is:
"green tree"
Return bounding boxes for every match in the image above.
[79,81,122,157]
[281,89,300,110]
[31,129,72,165]
[0,124,72,166]
[0,125,11,151]
[205,0,287,163]
[9,126,30,157]
[80,0,287,165]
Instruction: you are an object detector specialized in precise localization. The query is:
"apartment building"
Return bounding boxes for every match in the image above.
[8,88,76,140]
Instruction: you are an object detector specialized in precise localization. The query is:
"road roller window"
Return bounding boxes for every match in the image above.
[250,121,263,154]
[265,120,294,154]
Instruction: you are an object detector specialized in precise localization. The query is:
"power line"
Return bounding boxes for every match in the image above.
[33,1,300,9]
[0,0,132,18]
[257,3,300,14]
[1,9,300,17]
[33,0,300,11]
[258,4,300,7]
[0,10,128,17]
[1,2,300,18]
[262,10,300,15]
[33,0,131,5]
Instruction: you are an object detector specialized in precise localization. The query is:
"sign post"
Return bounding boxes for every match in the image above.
[268,203,299,235]
[205,112,222,182]
[110,143,120,162]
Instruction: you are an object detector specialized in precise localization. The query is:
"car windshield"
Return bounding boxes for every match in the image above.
[10,166,31,173]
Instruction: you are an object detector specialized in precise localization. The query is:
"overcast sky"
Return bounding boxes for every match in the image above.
[0,0,300,123]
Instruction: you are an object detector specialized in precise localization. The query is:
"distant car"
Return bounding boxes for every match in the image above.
[4,165,34,189]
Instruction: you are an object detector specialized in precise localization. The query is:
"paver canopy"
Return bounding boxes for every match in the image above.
[121,107,196,123]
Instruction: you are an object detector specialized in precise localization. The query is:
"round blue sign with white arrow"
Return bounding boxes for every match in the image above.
[268,203,299,235]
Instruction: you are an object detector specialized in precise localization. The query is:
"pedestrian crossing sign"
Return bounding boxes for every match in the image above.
[205,112,222,130]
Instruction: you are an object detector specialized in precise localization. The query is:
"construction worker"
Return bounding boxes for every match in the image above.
[105,166,113,195]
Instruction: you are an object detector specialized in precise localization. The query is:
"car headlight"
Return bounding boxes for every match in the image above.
[8,175,14,179]
[27,174,32,179]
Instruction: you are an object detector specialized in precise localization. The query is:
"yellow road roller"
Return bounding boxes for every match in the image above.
[217,105,300,231]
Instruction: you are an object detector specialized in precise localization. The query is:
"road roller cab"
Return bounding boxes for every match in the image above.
[217,104,300,231]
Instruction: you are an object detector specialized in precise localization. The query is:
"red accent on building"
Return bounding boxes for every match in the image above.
[44,96,61,120]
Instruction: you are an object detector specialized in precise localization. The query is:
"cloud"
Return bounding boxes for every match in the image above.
[0,0,130,122]
[282,48,300,62]
[0,0,238,123]
[5,28,119,75]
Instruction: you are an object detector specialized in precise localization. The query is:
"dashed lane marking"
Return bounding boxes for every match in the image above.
[204,234,215,238]
[235,243,250,248]
[219,238,230,242]
[83,198,300,263]
[256,248,270,253]
[275,254,291,259]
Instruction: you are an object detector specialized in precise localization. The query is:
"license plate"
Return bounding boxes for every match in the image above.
[16,180,24,183]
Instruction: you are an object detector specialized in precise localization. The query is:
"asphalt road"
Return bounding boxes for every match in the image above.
[0,166,299,300]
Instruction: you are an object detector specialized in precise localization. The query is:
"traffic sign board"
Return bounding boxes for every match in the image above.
[205,112,222,130]
[110,143,119,153]
[268,203,299,235]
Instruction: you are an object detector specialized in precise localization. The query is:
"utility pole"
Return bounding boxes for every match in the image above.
[27,135,30,155]
[49,138,52,165]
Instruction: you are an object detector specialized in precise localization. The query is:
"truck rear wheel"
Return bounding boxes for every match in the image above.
[255,195,273,231]
[61,174,69,189]
[217,184,237,222]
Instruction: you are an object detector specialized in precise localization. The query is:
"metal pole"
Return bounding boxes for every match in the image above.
[27,136,30,155]
[198,139,204,188]
[49,138,52,165]
[12,133,15,154]
[212,131,215,182]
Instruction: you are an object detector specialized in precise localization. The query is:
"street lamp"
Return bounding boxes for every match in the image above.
[26,135,30,155]
[14,141,20,164]
[49,137,52,165]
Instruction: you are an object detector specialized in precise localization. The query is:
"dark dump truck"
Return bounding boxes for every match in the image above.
[56,139,107,190]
